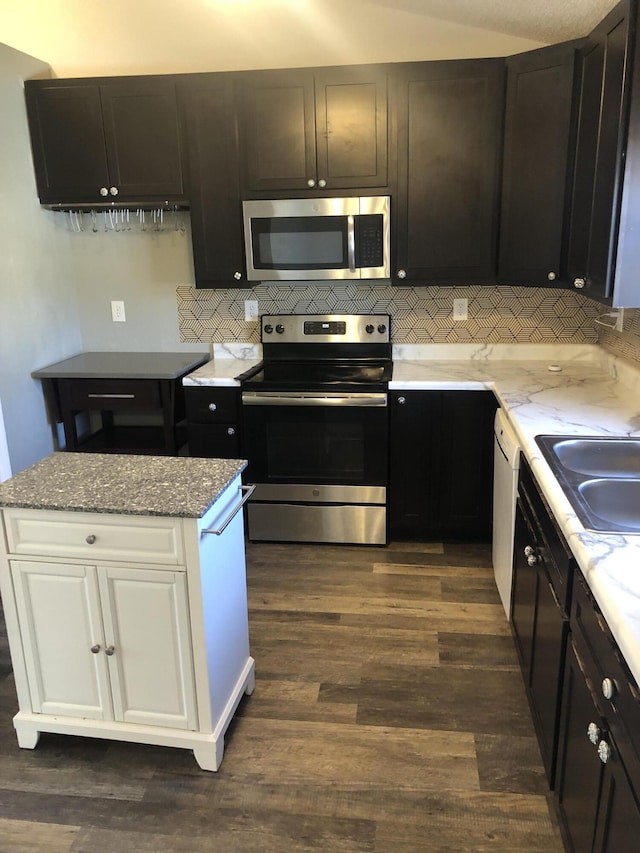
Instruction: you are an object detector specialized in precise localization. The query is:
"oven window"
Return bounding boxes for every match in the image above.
[243,406,388,486]
[268,420,364,480]
[251,216,348,270]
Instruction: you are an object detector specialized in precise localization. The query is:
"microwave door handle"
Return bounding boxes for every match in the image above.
[347,215,356,272]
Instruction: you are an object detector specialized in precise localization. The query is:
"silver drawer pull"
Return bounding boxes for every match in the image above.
[202,485,256,536]
[90,644,101,654]
[105,645,115,656]
[86,534,97,545]
[87,393,136,399]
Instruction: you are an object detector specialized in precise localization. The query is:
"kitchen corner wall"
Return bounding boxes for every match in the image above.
[177,283,601,345]
[597,308,640,363]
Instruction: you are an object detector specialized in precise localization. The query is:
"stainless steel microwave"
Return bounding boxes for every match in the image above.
[242,196,390,281]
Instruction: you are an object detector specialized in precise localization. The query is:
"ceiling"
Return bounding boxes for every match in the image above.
[369,0,618,42]
[0,0,620,77]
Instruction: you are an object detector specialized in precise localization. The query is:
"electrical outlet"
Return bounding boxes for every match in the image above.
[453,298,468,322]
[111,300,126,322]
[244,299,259,321]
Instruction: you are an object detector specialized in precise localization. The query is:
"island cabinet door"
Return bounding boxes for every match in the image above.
[10,561,113,720]
[97,566,198,731]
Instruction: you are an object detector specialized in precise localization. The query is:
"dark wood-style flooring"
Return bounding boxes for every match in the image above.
[0,540,564,852]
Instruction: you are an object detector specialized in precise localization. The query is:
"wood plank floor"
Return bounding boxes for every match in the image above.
[0,540,565,852]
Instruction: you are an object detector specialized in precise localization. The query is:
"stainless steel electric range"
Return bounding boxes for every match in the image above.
[238,314,392,545]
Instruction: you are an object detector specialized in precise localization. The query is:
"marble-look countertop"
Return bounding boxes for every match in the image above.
[0,453,247,519]
[181,341,640,685]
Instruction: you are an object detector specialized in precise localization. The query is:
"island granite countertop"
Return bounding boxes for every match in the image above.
[0,453,247,519]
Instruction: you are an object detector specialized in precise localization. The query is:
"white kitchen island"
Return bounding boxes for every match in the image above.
[0,452,254,771]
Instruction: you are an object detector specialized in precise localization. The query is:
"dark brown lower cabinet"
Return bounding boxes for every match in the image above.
[511,456,573,786]
[185,387,241,458]
[555,570,640,852]
[388,390,496,540]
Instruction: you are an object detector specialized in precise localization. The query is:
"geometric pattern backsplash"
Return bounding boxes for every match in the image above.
[178,283,601,345]
[597,306,640,363]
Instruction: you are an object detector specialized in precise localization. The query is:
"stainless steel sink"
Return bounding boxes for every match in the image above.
[535,435,640,534]
[549,437,640,477]
[578,479,640,532]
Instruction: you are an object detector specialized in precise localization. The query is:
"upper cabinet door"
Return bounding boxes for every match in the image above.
[25,78,185,204]
[100,79,184,199]
[393,59,505,284]
[239,66,388,193]
[498,42,581,286]
[314,67,388,190]
[240,70,317,192]
[178,75,246,287]
[25,83,110,202]
[566,0,631,302]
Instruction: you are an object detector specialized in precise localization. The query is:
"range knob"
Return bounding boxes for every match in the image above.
[365,324,375,334]
[377,324,387,334]
[263,324,273,334]
[276,323,285,334]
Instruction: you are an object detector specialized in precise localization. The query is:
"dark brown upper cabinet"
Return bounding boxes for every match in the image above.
[566,0,634,305]
[393,59,505,284]
[498,41,582,286]
[178,75,246,288]
[238,66,388,194]
[25,77,185,205]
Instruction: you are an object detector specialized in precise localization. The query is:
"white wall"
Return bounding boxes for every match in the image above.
[0,43,83,474]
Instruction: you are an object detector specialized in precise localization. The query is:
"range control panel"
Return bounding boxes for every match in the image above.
[261,314,390,345]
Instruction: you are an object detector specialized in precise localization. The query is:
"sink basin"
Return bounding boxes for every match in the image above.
[549,437,640,477]
[535,435,640,534]
[578,479,640,532]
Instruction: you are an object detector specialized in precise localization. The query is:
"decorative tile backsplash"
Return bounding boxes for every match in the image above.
[178,283,601,345]
[597,307,640,364]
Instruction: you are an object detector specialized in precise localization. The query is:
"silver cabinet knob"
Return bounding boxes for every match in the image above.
[602,677,616,700]
[397,269,407,279]
[527,553,540,566]
[86,534,96,545]
[307,178,316,188]
[227,427,236,436]
[109,187,118,196]
[397,396,406,405]
[574,277,585,289]
[598,740,611,764]
[90,644,101,654]
[318,179,327,188]
[99,187,109,197]
[547,272,557,281]
[587,722,600,745]
[233,271,242,280]
[524,545,535,556]
[105,645,115,656]
[208,403,217,412]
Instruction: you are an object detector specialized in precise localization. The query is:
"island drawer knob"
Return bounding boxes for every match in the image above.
[208,403,217,412]
[86,534,97,545]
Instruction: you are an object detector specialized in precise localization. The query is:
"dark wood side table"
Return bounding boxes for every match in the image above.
[33,352,209,455]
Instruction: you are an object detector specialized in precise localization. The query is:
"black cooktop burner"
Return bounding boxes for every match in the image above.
[239,359,392,392]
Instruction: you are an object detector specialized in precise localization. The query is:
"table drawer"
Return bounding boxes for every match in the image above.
[61,379,161,410]
[3,509,184,565]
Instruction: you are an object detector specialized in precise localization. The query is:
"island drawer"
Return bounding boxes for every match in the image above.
[185,387,239,423]
[3,509,184,566]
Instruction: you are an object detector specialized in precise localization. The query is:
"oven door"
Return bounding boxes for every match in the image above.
[242,390,388,544]
[242,391,388,488]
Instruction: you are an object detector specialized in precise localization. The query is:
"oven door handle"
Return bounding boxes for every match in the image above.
[241,392,387,407]
[347,215,356,272]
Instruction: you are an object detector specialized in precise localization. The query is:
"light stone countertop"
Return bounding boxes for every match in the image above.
[0,453,247,519]
[181,341,640,685]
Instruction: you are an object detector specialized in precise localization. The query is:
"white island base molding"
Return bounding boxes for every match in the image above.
[12,657,255,771]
